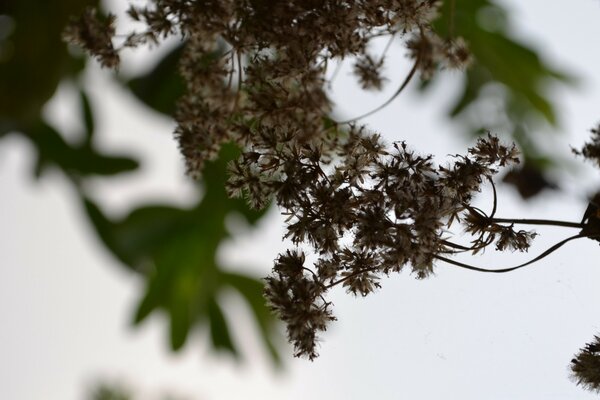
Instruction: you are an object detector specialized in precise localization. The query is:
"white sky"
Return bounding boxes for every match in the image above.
[2,0,600,399]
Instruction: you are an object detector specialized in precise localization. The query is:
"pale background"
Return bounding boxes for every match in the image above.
[2,1,600,399]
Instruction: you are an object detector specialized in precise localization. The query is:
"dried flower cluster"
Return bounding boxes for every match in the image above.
[63,0,473,173]
[260,131,522,358]
[573,123,600,169]
[572,336,600,392]
[65,0,600,389]
[63,8,120,68]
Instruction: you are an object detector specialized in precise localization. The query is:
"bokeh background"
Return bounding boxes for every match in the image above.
[2,0,600,398]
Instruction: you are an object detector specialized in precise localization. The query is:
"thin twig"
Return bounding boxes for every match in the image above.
[324,267,379,289]
[234,51,242,111]
[327,59,344,89]
[490,218,582,229]
[378,32,396,65]
[464,199,582,228]
[441,239,489,253]
[489,176,498,218]
[335,53,420,125]
[464,203,489,218]
[435,233,586,273]
[226,50,235,90]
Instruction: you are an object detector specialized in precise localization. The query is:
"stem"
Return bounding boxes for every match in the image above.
[327,58,344,89]
[226,51,235,90]
[435,233,586,273]
[234,51,242,111]
[441,239,488,253]
[378,32,396,65]
[488,176,498,218]
[490,217,582,228]
[335,52,420,125]
[324,267,378,289]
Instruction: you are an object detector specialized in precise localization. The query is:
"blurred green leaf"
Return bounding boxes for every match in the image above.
[27,121,138,178]
[466,29,563,125]
[80,89,95,142]
[448,65,490,118]
[0,0,95,128]
[83,201,188,269]
[90,383,131,400]
[208,298,238,356]
[2,0,279,364]
[125,42,227,117]
[127,45,185,116]
[434,0,573,127]
[221,271,282,365]
[82,144,279,357]
[428,0,576,198]
[83,198,128,264]
[1,1,137,179]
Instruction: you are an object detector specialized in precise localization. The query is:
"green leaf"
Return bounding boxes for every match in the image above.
[202,143,268,225]
[127,44,185,116]
[80,89,95,143]
[0,0,96,125]
[466,29,561,125]
[81,145,275,357]
[112,205,192,266]
[26,121,139,178]
[75,141,273,357]
[83,197,130,266]
[221,271,282,365]
[208,298,238,355]
[169,283,192,351]
[429,0,576,199]
[434,0,574,125]
[448,65,490,118]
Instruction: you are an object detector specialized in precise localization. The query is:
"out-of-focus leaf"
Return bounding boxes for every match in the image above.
[207,298,238,355]
[168,275,193,351]
[0,0,96,128]
[127,45,185,116]
[82,145,279,357]
[221,271,282,365]
[80,89,95,142]
[449,65,490,118]
[428,0,575,199]
[434,0,572,127]
[466,29,564,125]
[83,198,128,265]
[503,161,558,199]
[26,121,139,178]
[203,143,266,225]
[90,383,132,400]
[84,200,189,268]
[2,0,279,363]
[0,1,136,179]
[125,42,227,117]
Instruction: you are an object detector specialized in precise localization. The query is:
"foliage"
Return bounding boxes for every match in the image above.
[84,143,278,357]
[90,383,132,400]
[0,0,280,361]
[88,381,188,400]
[429,0,573,198]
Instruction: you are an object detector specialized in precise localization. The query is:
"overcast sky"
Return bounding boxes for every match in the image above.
[2,1,600,399]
